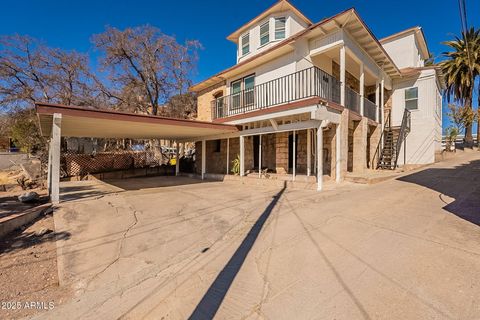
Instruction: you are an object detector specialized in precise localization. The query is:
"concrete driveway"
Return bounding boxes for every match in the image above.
[36,152,480,319]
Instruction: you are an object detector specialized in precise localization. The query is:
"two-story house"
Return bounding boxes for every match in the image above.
[189,0,444,190]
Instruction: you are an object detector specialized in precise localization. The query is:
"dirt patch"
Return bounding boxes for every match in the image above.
[0,212,72,319]
[0,170,22,185]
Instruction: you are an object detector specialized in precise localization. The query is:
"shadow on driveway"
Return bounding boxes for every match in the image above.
[188,185,286,320]
[398,159,480,226]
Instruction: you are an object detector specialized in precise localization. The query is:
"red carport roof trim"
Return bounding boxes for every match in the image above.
[36,102,240,131]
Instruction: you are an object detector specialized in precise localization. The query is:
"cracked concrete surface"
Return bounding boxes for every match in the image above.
[34,152,480,319]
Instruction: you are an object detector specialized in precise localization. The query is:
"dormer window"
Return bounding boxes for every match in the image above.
[260,22,270,46]
[241,33,250,56]
[275,17,286,40]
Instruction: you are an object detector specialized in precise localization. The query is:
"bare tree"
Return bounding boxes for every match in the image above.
[0,34,101,111]
[163,92,197,119]
[92,26,200,115]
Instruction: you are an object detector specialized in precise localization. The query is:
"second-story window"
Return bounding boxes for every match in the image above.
[260,21,270,46]
[275,17,286,40]
[241,33,250,56]
[405,87,418,110]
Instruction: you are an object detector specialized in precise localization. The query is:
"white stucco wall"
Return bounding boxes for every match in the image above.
[391,69,442,165]
[382,33,424,69]
[226,52,297,95]
[237,11,308,63]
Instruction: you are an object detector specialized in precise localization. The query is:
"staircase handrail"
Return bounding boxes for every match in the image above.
[393,108,411,169]
[374,111,391,168]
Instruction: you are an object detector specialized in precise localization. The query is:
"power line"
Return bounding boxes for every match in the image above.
[458,0,468,34]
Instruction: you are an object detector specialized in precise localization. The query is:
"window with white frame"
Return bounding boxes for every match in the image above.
[405,87,418,110]
[241,33,250,56]
[274,17,286,40]
[260,21,270,46]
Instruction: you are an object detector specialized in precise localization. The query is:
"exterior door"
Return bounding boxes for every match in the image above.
[288,133,298,171]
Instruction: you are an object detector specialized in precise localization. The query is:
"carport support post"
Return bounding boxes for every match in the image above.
[226,138,230,175]
[317,123,323,191]
[258,135,262,178]
[292,130,296,181]
[175,142,180,176]
[47,139,52,195]
[307,129,311,176]
[239,135,245,177]
[50,113,62,204]
[201,140,206,180]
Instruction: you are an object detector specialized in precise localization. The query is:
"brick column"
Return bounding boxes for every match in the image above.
[352,117,368,172]
[369,124,381,170]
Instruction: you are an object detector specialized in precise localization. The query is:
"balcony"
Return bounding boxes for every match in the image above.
[211,67,340,119]
[345,86,360,114]
[363,97,377,121]
[211,66,377,121]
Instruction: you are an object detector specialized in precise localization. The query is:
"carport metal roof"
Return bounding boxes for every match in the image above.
[36,103,239,139]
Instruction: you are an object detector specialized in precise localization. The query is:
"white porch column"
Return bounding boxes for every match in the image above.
[306,129,311,176]
[335,123,341,183]
[175,142,180,176]
[375,80,380,122]
[381,77,385,127]
[201,140,206,180]
[47,139,53,196]
[360,63,365,116]
[240,135,245,176]
[313,129,317,175]
[292,130,296,181]
[50,113,62,204]
[340,45,346,106]
[317,123,323,191]
[226,138,230,175]
[258,135,262,178]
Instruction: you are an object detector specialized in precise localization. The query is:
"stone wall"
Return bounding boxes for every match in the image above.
[323,127,335,176]
[195,138,241,174]
[196,82,226,122]
[275,132,289,174]
[368,124,381,169]
[332,61,362,92]
[347,120,355,172]
[261,134,276,170]
[194,130,336,177]
[352,118,368,172]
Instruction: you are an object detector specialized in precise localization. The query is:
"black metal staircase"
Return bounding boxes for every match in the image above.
[376,109,411,170]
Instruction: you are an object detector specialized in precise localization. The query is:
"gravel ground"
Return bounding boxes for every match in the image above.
[0,212,71,319]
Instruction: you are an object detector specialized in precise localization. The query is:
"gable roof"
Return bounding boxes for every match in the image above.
[191,8,402,92]
[380,26,430,60]
[227,0,312,42]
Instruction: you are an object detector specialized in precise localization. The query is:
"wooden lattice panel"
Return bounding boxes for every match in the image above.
[62,151,162,177]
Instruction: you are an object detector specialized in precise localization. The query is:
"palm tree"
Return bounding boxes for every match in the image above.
[441,27,480,147]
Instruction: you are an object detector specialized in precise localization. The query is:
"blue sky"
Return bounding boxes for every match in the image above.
[1,0,479,131]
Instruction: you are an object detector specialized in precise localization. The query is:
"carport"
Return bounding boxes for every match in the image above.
[36,103,239,203]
